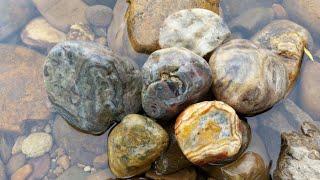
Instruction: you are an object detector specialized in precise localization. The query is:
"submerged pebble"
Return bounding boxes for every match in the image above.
[66,23,95,42]
[159,8,230,57]
[142,47,212,120]
[175,101,243,165]
[108,114,169,178]
[44,41,142,134]
[85,5,113,27]
[209,39,288,115]
[21,132,53,158]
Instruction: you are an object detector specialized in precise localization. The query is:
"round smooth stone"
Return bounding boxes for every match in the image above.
[44,41,142,134]
[252,19,312,90]
[142,47,212,120]
[175,101,243,165]
[108,114,169,178]
[21,133,53,158]
[209,39,288,115]
[159,8,230,57]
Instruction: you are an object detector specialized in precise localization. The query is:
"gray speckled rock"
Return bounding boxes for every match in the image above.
[209,39,288,115]
[142,47,212,120]
[44,41,142,134]
[159,8,230,57]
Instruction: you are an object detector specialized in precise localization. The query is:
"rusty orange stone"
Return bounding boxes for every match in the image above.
[0,45,50,133]
[175,101,243,165]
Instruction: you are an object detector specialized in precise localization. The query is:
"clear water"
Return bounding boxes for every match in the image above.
[0,0,319,179]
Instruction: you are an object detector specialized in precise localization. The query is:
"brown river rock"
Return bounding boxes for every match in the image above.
[175,101,243,166]
[127,0,220,53]
[252,20,312,91]
[32,0,88,32]
[209,39,288,115]
[0,45,50,133]
[108,114,169,178]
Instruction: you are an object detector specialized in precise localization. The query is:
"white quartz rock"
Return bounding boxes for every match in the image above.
[159,8,230,57]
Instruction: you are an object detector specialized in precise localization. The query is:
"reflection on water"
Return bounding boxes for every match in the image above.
[0,0,319,179]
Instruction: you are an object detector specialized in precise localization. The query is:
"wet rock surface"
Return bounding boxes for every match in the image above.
[66,23,95,42]
[300,60,320,121]
[0,45,50,133]
[57,166,90,180]
[127,0,220,53]
[0,159,6,180]
[0,0,37,41]
[32,0,88,32]
[142,47,212,120]
[53,115,108,165]
[28,154,50,179]
[21,17,66,50]
[146,167,197,180]
[44,41,142,134]
[11,164,32,180]
[209,39,288,115]
[274,121,320,179]
[175,101,243,165]
[85,5,113,27]
[159,8,230,57]
[6,153,26,175]
[21,132,53,158]
[108,114,169,178]
[252,20,312,90]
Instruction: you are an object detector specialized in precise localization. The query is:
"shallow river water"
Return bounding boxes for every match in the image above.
[0,0,319,179]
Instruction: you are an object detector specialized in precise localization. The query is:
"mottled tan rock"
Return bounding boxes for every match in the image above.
[93,154,108,169]
[32,0,88,32]
[21,17,66,50]
[127,0,220,53]
[300,59,320,120]
[159,8,230,57]
[145,167,197,180]
[11,164,33,180]
[175,101,243,165]
[107,0,148,67]
[252,20,312,90]
[108,114,169,178]
[66,23,95,41]
[21,133,53,158]
[205,152,269,180]
[0,45,50,133]
[57,155,70,170]
[209,39,288,115]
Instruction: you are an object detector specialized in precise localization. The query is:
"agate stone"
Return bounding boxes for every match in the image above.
[44,41,142,134]
[159,8,230,57]
[175,101,243,165]
[209,39,288,115]
[108,114,169,178]
[142,47,212,120]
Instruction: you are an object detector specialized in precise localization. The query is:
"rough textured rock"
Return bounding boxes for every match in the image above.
[21,17,66,50]
[228,8,274,38]
[252,20,312,90]
[11,164,32,180]
[146,167,197,180]
[108,114,169,178]
[274,122,320,179]
[66,23,95,42]
[107,0,148,67]
[300,60,320,121]
[175,101,243,165]
[21,132,53,158]
[28,154,50,179]
[127,0,220,53]
[283,0,320,38]
[205,152,269,180]
[85,5,113,27]
[6,153,26,175]
[154,124,192,175]
[209,39,288,115]
[53,115,108,165]
[44,41,142,134]
[142,47,212,119]
[32,0,88,32]
[0,0,37,41]
[159,9,230,57]
[57,166,90,180]
[0,45,50,133]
